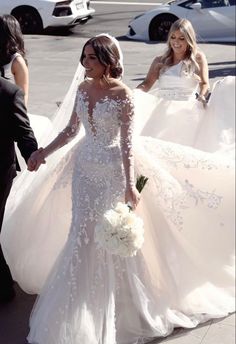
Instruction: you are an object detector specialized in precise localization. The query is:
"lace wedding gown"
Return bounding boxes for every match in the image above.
[134,62,235,155]
[1,85,234,343]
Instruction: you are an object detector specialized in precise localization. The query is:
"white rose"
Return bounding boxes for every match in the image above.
[106,236,120,252]
[115,202,130,215]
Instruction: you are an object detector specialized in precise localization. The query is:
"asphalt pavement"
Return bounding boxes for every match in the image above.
[0,20,235,344]
[25,31,235,117]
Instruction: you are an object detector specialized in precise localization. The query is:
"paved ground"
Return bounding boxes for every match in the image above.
[25,35,236,117]
[0,33,235,344]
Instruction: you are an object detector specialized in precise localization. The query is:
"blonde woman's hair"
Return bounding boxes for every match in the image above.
[160,18,200,75]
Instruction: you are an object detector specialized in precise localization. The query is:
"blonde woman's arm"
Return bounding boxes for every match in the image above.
[196,51,210,106]
[136,56,163,92]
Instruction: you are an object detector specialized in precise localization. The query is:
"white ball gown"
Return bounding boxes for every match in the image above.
[0,66,235,343]
[134,61,235,155]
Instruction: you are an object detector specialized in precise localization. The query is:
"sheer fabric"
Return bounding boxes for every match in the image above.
[1,64,85,292]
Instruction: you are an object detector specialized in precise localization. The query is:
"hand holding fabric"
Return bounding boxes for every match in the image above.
[197,94,207,108]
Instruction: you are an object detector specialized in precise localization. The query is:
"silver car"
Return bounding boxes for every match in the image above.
[127,0,236,42]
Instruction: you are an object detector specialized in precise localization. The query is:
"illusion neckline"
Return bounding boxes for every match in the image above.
[78,90,123,136]
[78,90,122,119]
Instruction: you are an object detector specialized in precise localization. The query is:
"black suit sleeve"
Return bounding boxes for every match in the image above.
[11,88,38,163]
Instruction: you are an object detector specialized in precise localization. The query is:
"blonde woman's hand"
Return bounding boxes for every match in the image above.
[197,94,207,108]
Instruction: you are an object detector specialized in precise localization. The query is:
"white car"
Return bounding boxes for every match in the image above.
[0,0,95,34]
[127,0,236,42]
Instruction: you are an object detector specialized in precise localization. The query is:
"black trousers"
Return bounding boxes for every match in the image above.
[0,174,14,289]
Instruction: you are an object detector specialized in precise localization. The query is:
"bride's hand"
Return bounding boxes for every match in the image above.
[125,186,140,210]
[27,148,46,171]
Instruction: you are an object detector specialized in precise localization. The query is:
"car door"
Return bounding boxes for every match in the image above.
[0,1,34,15]
[185,0,235,40]
[0,0,12,14]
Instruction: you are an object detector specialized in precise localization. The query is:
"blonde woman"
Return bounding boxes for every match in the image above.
[137,18,209,101]
[135,18,234,153]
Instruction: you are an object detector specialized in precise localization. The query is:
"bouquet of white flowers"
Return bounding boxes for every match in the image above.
[94,175,148,257]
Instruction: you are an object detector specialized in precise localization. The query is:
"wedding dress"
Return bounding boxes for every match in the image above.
[1,81,234,343]
[134,61,235,155]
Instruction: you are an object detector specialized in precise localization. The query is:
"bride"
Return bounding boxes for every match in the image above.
[135,18,235,155]
[1,33,234,344]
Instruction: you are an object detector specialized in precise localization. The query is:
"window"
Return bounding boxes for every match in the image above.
[198,0,230,8]
[179,0,231,8]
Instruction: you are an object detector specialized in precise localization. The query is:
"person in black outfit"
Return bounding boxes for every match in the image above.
[0,76,38,303]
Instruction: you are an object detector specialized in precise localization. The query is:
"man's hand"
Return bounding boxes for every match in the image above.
[27,148,46,171]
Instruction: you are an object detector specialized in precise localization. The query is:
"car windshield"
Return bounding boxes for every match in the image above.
[198,0,230,7]
[179,0,230,7]
[167,0,232,5]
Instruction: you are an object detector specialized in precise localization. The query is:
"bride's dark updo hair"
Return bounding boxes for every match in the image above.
[80,35,123,79]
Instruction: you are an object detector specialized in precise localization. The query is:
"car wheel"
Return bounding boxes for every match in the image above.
[12,7,43,34]
[149,14,178,41]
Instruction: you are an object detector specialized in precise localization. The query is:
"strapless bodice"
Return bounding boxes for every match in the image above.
[154,62,199,101]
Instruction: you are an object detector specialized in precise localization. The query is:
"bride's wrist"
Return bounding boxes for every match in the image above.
[125,183,135,191]
[38,147,47,159]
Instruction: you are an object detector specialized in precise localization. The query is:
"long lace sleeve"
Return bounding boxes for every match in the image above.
[120,94,135,189]
[43,91,81,158]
